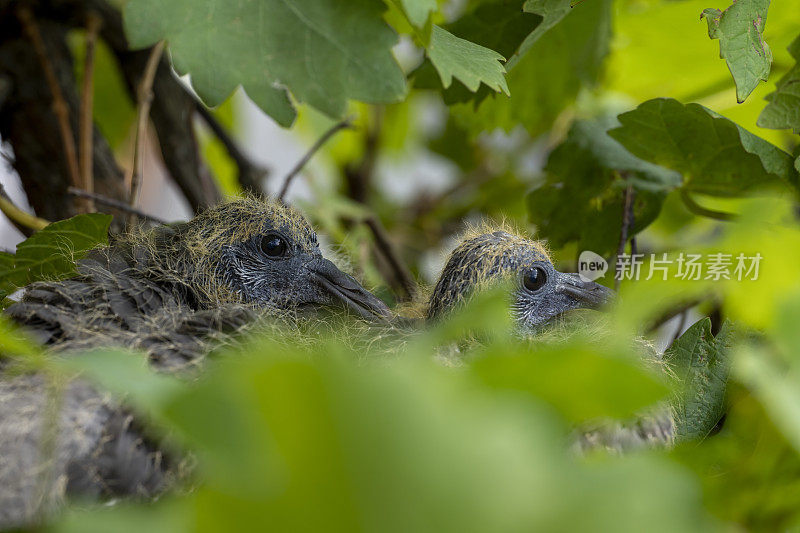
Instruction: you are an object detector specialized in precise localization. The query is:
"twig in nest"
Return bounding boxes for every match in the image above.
[79,12,103,213]
[364,216,416,302]
[614,182,635,291]
[193,99,269,195]
[17,8,82,197]
[0,183,50,236]
[67,187,168,225]
[278,118,354,201]
[127,40,165,224]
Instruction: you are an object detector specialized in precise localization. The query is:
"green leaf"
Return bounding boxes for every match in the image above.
[0,213,111,293]
[426,25,508,94]
[609,98,797,196]
[528,119,680,255]
[451,0,611,136]
[664,318,733,442]
[55,349,184,419]
[123,0,407,125]
[758,34,800,132]
[701,0,772,103]
[508,0,574,67]
[735,347,800,454]
[411,1,541,104]
[471,338,669,422]
[393,0,436,29]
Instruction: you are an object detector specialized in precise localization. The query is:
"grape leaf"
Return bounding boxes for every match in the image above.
[507,0,573,68]
[426,25,508,94]
[412,1,541,104]
[123,0,408,125]
[757,34,800,133]
[528,119,680,255]
[0,213,112,295]
[664,318,733,442]
[451,0,611,136]
[701,0,772,103]
[392,0,436,28]
[609,98,798,196]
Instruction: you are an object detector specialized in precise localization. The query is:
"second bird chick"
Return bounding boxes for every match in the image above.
[427,228,613,329]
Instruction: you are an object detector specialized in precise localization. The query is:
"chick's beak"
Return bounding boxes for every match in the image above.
[557,272,615,310]
[309,258,393,321]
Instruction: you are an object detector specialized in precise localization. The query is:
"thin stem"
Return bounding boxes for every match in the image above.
[680,189,735,221]
[614,183,635,291]
[127,40,165,224]
[17,8,82,193]
[79,12,103,213]
[67,187,168,225]
[278,117,354,201]
[364,216,416,302]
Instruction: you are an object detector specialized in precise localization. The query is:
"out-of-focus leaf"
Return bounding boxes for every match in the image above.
[735,347,800,454]
[664,318,733,442]
[672,390,800,530]
[609,98,798,196]
[426,25,508,95]
[529,119,680,255]
[0,214,111,294]
[54,498,193,533]
[758,34,800,132]
[471,337,669,422]
[701,0,772,103]
[123,0,407,125]
[451,0,611,136]
[55,349,184,419]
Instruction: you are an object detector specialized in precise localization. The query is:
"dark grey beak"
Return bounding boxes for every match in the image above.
[558,273,615,310]
[309,259,393,321]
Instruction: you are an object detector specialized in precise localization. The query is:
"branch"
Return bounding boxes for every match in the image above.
[79,12,102,213]
[0,183,50,235]
[680,189,735,221]
[67,187,168,225]
[17,7,82,196]
[614,183,635,291]
[364,216,416,302]
[278,118,354,201]
[126,40,165,224]
[193,99,269,195]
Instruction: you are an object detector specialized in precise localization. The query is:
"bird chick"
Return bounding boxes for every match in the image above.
[0,197,390,527]
[428,228,612,329]
[7,196,390,369]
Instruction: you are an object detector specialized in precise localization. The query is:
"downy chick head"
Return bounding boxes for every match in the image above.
[427,228,612,330]
[146,197,390,320]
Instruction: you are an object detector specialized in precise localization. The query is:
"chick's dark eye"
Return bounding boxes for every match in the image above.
[260,234,288,258]
[523,267,547,292]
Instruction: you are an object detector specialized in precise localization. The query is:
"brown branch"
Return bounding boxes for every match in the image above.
[193,99,270,195]
[278,117,354,201]
[614,183,635,291]
[127,40,165,225]
[78,12,102,213]
[364,216,416,302]
[0,183,50,235]
[17,7,82,195]
[67,187,168,225]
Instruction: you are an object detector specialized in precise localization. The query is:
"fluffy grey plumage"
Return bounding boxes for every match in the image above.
[428,229,612,329]
[0,197,390,527]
